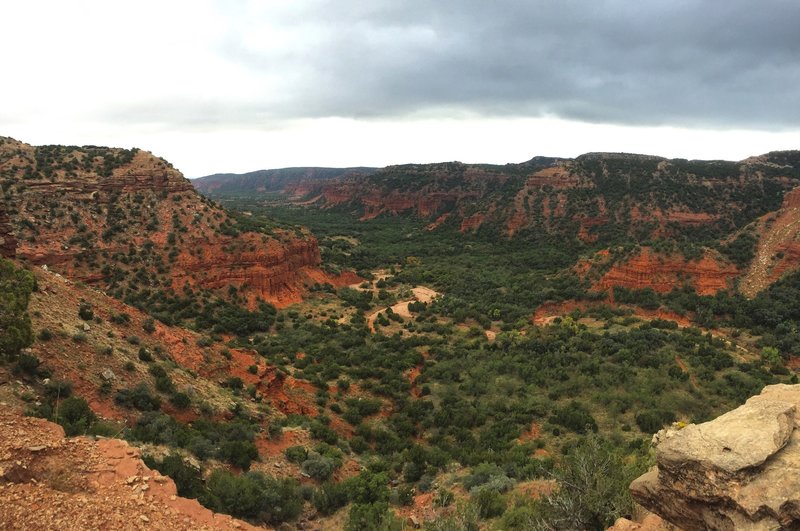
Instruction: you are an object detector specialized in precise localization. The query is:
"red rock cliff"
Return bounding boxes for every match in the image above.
[0,137,325,307]
[594,247,738,296]
[172,232,322,308]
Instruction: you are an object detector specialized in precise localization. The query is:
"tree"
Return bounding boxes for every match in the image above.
[534,435,646,530]
[0,260,35,360]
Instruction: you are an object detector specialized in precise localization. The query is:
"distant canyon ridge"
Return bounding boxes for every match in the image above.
[194,150,800,298]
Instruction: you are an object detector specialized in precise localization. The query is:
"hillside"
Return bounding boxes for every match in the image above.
[0,411,256,530]
[193,166,378,198]
[199,150,800,298]
[198,152,800,242]
[0,137,359,320]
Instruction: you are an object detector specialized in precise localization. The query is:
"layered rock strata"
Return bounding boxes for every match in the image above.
[631,384,800,530]
[595,247,738,296]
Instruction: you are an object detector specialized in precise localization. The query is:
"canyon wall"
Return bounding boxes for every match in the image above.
[740,186,800,297]
[0,137,325,307]
[594,247,738,296]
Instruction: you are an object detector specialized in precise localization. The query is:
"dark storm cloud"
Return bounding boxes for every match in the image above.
[217,0,800,129]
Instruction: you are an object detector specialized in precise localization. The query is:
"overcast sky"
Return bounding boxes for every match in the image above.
[3,0,800,177]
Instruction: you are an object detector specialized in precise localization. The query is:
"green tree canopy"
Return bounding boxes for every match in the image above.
[0,259,35,360]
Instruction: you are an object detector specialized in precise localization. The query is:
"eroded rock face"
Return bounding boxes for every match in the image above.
[0,411,256,530]
[595,247,738,296]
[740,186,800,298]
[0,137,328,307]
[631,384,800,530]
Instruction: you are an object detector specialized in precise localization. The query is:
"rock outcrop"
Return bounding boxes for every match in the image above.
[0,411,257,530]
[594,247,738,296]
[631,384,800,530]
[171,233,322,308]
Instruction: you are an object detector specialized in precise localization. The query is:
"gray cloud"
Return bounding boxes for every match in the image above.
[211,0,800,129]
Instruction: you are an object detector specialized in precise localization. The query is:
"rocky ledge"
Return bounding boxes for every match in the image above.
[631,384,800,530]
[0,412,256,530]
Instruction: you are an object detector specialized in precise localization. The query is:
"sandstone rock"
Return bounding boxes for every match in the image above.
[594,247,738,296]
[631,384,800,530]
[608,514,671,530]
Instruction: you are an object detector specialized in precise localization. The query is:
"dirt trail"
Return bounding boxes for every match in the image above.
[532,300,691,328]
[741,188,800,297]
[408,365,423,398]
[367,286,440,333]
[674,355,699,389]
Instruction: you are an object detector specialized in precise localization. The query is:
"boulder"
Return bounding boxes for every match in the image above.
[631,384,800,530]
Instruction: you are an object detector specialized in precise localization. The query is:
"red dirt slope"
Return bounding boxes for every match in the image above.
[0,412,258,531]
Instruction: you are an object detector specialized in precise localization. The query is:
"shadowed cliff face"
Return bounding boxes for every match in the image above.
[0,137,326,308]
[631,384,800,530]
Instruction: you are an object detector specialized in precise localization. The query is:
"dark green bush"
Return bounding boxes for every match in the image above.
[115,384,161,411]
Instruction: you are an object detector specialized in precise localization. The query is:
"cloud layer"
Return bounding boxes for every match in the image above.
[211,0,800,128]
[2,1,800,174]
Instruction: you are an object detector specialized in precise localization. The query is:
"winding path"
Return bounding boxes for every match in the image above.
[367,286,440,333]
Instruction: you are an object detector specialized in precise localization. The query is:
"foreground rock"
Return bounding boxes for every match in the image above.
[0,411,258,530]
[631,384,800,530]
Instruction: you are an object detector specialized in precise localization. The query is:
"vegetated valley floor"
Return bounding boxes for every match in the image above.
[6,140,800,529]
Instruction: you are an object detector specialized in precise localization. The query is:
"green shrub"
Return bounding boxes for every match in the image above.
[138,348,153,362]
[78,302,94,321]
[533,435,646,530]
[550,401,598,434]
[346,502,402,531]
[53,396,96,436]
[170,392,191,409]
[15,353,40,375]
[473,489,506,519]
[634,409,676,433]
[155,375,176,394]
[144,453,205,500]
[301,452,337,481]
[114,384,161,411]
[217,440,259,470]
[205,470,302,524]
[284,445,308,464]
[45,380,73,399]
[0,260,35,360]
